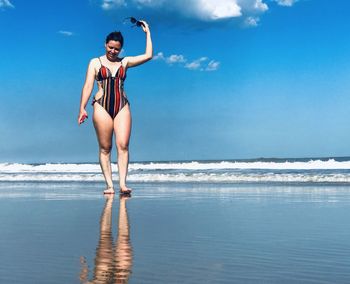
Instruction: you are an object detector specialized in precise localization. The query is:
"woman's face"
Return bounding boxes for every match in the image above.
[105,40,122,61]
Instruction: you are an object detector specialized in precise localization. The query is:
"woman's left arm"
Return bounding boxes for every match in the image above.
[126,21,153,68]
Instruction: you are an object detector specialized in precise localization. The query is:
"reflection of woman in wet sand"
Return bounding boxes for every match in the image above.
[80,195,132,283]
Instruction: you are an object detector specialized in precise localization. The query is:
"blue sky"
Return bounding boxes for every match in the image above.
[0,0,350,163]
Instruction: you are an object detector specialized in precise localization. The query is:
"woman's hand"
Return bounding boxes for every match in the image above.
[124,19,152,68]
[139,20,150,34]
[78,109,88,125]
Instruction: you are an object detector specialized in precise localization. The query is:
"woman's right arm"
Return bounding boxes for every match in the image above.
[78,59,96,125]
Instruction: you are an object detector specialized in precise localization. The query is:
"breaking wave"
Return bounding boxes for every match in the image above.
[1,158,350,183]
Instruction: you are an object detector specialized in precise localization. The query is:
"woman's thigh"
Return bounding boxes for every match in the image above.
[114,104,132,148]
[93,103,114,149]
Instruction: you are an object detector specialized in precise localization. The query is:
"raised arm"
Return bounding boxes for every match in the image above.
[78,59,97,124]
[126,21,153,68]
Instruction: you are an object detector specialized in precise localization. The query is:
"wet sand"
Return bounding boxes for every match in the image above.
[1,182,350,283]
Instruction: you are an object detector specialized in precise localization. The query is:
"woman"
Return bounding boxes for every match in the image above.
[78,20,152,194]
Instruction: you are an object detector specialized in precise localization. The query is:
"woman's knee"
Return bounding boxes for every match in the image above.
[99,144,112,155]
[117,142,129,153]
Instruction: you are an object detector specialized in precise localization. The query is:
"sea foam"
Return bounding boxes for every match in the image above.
[1,159,350,183]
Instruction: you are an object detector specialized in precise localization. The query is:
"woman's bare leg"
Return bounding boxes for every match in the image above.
[114,195,132,281]
[114,104,132,193]
[93,103,115,193]
[93,195,114,281]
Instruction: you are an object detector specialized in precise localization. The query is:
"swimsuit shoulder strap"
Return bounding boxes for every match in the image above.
[120,57,129,70]
[95,57,104,80]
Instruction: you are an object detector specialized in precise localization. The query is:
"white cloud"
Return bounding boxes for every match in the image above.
[153,52,165,60]
[244,16,260,27]
[185,57,208,70]
[205,60,220,71]
[166,54,187,64]
[0,0,14,9]
[101,0,244,21]
[185,61,201,70]
[237,0,268,13]
[99,0,298,27]
[134,0,165,7]
[254,0,268,12]
[274,0,298,6]
[185,57,220,72]
[101,0,126,10]
[153,52,187,64]
[195,0,241,20]
[154,52,219,71]
[58,30,74,36]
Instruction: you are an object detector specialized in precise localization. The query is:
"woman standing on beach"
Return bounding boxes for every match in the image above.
[78,20,153,194]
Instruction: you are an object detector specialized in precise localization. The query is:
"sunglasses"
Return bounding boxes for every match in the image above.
[125,17,145,28]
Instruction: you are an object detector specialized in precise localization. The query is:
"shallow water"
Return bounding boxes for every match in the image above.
[1,182,350,283]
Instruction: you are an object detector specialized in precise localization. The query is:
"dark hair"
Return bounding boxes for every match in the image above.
[105,31,124,47]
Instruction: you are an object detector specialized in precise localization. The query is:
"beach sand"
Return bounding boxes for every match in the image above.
[1,182,350,283]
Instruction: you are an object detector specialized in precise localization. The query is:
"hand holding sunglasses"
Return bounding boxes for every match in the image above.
[126,17,145,27]
[124,17,150,33]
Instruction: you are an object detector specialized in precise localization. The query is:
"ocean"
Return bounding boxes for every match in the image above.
[1,157,350,283]
[2,157,350,184]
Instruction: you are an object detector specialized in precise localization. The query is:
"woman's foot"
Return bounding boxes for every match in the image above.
[103,186,115,194]
[120,185,132,195]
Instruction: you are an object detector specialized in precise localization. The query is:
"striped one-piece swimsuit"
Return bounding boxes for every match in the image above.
[93,57,129,119]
